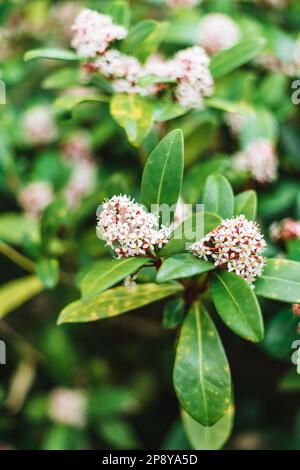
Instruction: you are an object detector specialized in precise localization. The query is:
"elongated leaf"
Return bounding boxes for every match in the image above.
[110,94,154,146]
[58,282,183,324]
[157,253,214,283]
[174,302,231,426]
[235,190,257,220]
[80,257,149,298]
[182,402,234,450]
[54,94,107,111]
[36,258,59,289]
[0,213,39,245]
[105,0,131,27]
[211,271,264,342]
[163,298,185,329]
[0,276,44,319]
[210,38,265,79]
[42,68,79,90]
[263,307,298,359]
[122,20,168,62]
[203,175,234,219]
[24,48,82,62]
[159,212,221,257]
[255,259,300,303]
[141,129,184,223]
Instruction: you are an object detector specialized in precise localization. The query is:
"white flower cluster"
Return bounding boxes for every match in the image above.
[22,106,58,145]
[270,218,300,243]
[61,132,92,163]
[225,112,247,136]
[193,215,266,285]
[233,139,278,184]
[171,46,214,108]
[48,388,87,429]
[18,181,54,220]
[71,8,128,58]
[64,159,97,210]
[97,195,171,258]
[198,13,241,55]
[166,0,200,7]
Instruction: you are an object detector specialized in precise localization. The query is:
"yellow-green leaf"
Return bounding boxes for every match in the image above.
[0,276,44,319]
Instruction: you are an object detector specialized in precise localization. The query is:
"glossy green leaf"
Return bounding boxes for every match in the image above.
[24,48,82,62]
[141,129,184,222]
[174,302,231,426]
[157,253,214,283]
[162,298,185,329]
[159,212,221,257]
[0,276,44,319]
[255,259,300,303]
[0,213,39,245]
[203,175,234,219]
[182,402,234,450]
[110,94,154,146]
[122,20,168,62]
[36,258,59,289]
[210,38,265,79]
[80,257,149,298]
[263,307,299,359]
[211,271,264,342]
[58,282,183,325]
[105,0,131,27]
[235,190,257,220]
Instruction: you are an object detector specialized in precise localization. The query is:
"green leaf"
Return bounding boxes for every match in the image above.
[210,38,265,79]
[80,257,149,298]
[41,197,68,253]
[110,94,154,147]
[159,212,221,257]
[174,302,231,426]
[203,175,234,219]
[36,258,59,289]
[0,213,39,245]
[182,403,234,450]
[235,190,257,220]
[157,253,214,283]
[263,307,299,359]
[105,0,131,28]
[141,129,184,223]
[122,20,168,62]
[211,271,264,342]
[163,298,185,329]
[42,68,79,90]
[255,259,300,303]
[0,276,44,319]
[24,48,82,62]
[58,282,183,324]
[54,94,107,111]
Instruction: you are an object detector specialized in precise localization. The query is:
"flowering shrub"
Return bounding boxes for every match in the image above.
[0,0,300,452]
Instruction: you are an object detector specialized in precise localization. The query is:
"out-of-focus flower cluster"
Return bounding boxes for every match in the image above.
[233,139,278,184]
[96,195,170,258]
[71,8,214,109]
[270,218,300,243]
[18,181,54,220]
[198,13,241,55]
[22,106,58,146]
[48,388,87,429]
[193,215,266,285]
[166,0,201,7]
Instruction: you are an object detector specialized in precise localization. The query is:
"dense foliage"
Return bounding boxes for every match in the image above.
[0,0,300,450]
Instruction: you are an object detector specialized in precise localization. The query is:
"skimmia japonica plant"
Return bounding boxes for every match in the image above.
[57,129,300,446]
[1,0,300,451]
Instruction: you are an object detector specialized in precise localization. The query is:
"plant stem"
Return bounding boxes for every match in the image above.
[0,241,35,273]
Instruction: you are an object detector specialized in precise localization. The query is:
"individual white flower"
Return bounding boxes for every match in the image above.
[71,8,128,58]
[48,388,87,429]
[193,215,266,285]
[61,132,92,163]
[198,13,241,55]
[166,0,200,7]
[18,182,54,220]
[233,139,278,184]
[123,274,138,290]
[96,195,170,258]
[22,106,58,145]
[171,46,214,108]
[269,218,300,243]
[64,160,97,210]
